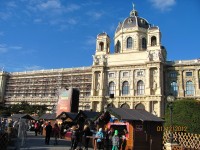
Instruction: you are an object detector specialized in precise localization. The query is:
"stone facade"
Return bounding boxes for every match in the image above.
[0,6,200,117]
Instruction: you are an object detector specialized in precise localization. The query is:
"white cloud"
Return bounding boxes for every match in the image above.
[6,1,17,8]
[38,0,61,10]
[0,43,23,53]
[65,4,80,12]
[86,11,103,20]
[0,44,8,53]
[10,46,23,50]
[0,12,11,20]
[150,0,176,11]
[67,18,77,25]
[33,18,43,23]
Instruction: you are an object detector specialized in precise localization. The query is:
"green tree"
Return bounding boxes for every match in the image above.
[165,99,200,134]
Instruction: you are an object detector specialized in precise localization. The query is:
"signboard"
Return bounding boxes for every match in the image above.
[56,88,71,116]
[56,88,79,116]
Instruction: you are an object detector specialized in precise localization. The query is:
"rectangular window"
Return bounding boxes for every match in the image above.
[109,73,115,78]
[186,72,192,76]
[137,71,144,76]
[123,72,129,77]
[169,72,177,78]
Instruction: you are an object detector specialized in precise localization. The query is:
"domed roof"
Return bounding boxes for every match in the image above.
[97,32,109,37]
[115,5,150,33]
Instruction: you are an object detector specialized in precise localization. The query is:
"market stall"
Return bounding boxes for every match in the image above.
[106,108,164,150]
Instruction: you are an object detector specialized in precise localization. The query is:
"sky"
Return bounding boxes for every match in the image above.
[0,0,200,72]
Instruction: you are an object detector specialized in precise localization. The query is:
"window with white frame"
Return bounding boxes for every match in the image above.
[137,80,145,95]
[127,37,133,49]
[170,81,178,96]
[185,81,194,96]
[122,81,129,95]
[109,81,115,95]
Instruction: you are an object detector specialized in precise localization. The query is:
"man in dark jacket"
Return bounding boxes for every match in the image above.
[45,122,52,145]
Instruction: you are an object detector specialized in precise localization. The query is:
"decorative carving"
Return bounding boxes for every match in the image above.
[152,80,157,90]
[93,55,99,65]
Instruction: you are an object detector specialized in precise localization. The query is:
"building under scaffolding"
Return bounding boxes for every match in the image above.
[2,67,92,111]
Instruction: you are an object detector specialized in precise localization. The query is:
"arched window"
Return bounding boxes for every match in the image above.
[186,81,194,96]
[170,81,178,96]
[122,81,129,95]
[137,80,145,95]
[99,42,104,51]
[127,37,132,49]
[109,81,115,95]
[142,38,147,49]
[135,103,145,110]
[121,103,130,108]
[151,36,157,46]
[115,41,121,53]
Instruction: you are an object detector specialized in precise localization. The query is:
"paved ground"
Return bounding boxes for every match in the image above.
[15,131,94,150]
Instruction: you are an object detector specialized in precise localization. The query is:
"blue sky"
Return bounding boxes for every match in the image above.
[0,0,199,72]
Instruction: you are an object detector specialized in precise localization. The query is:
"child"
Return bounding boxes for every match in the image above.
[112,130,119,150]
[95,128,104,150]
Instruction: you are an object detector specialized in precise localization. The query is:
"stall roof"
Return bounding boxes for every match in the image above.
[39,113,56,120]
[56,112,78,120]
[75,110,102,121]
[11,114,35,120]
[107,108,164,122]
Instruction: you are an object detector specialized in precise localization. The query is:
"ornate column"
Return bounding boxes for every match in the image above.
[157,67,161,94]
[116,71,120,96]
[136,33,140,51]
[130,70,134,95]
[178,70,184,97]
[195,69,200,96]
[145,67,151,95]
[91,71,96,96]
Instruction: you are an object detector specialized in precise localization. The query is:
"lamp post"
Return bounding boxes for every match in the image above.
[167,95,175,143]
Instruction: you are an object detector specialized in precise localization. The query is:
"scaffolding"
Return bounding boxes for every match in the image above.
[4,67,92,109]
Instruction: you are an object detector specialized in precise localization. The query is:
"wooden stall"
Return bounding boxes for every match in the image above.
[56,111,78,140]
[39,113,57,136]
[107,108,164,150]
[74,110,102,130]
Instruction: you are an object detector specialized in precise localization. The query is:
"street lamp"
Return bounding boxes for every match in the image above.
[167,95,175,143]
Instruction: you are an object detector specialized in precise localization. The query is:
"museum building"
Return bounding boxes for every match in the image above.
[0,6,200,117]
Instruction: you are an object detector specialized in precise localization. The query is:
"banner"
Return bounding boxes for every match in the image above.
[56,88,72,116]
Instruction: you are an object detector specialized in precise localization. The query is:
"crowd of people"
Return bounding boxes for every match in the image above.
[31,120,128,150]
[3,118,128,150]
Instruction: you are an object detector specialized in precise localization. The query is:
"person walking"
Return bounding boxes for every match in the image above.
[95,128,104,150]
[82,125,92,150]
[53,123,60,145]
[70,125,80,150]
[34,121,39,136]
[45,121,52,145]
[112,130,119,150]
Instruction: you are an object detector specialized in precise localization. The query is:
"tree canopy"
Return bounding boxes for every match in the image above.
[0,101,49,117]
[164,99,200,134]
